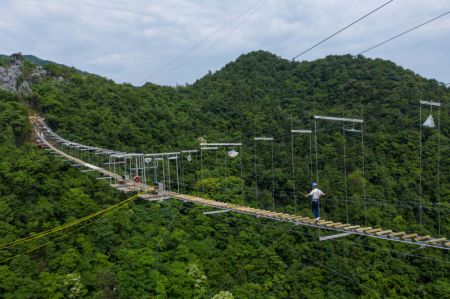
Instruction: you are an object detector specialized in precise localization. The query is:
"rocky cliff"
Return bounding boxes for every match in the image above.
[0,53,47,94]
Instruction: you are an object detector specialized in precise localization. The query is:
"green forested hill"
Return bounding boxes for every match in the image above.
[0,51,449,298]
[0,54,55,66]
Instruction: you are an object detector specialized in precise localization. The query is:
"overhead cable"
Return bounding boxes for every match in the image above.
[150,0,268,79]
[292,0,394,60]
[358,11,450,55]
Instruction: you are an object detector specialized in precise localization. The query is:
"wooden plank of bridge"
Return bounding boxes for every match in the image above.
[401,233,418,240]
[326,222,343,227]
[344,225,360,230]
[375,230,392,236]
[293,216,310,223]
[334,224,352,229]
[445,242,450,247]
[388,232,405,237]
[282,215,298,220]
[272,212,286,217]
[414,235,431,241]
[324,222,340,227]
[319,221,334,226]
[317,220,333,225]
[366,228,383,234]
[265,212,279,216]
[356,227,373,232]
[427,237,446,244]
[304,218,318,224]
[279,214,295,220]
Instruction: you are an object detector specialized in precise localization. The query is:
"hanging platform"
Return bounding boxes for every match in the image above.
[314,115,363,123]
[419,100,441,107]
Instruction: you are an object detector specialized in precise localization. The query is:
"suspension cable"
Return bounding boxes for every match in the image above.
[361,103,367,225]
[240,143,245,204]
[162,157,166,191]
[358,10,450,55]
[200,148,204,193]
[195,150,199,189]
[175,157,180,193]
[224,148,228,192]
[314,97,319,184]
[254,133,258,207]
[167,159,171,192]
[313,98,321,230]
[342,107,349,224]
[309,116,314,183]
[290,116,297,213]
[437,103,441,237]
[180,153,185,194]
[271,138,275,210]
[153,157,157,186]
[292,0,394,60]
[419,101,423,227]
[215,149,220,196]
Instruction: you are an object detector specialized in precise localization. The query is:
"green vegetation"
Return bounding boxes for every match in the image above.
[0,54,55,66]
[0,51,449,298]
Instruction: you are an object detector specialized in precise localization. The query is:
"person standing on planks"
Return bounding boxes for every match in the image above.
[305,182,326,222]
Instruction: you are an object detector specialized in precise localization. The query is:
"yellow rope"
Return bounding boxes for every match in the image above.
[0,201,130,264]
[0,194,140,250]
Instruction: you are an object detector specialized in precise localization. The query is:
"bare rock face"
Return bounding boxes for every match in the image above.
[0,53,47,94]
[0,63,22,92]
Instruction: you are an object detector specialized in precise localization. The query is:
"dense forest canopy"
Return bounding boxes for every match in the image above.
[0,51,449,298]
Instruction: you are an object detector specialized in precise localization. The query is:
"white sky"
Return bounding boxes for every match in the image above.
[1,0,449,86]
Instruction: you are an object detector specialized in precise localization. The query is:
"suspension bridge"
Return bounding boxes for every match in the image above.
[29,114,449,250]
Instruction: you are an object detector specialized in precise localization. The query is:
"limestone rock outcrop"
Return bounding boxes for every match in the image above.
[0,52,47,94]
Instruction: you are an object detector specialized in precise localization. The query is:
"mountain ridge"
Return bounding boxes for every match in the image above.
[2,50,448,88]
[0,53,55,66]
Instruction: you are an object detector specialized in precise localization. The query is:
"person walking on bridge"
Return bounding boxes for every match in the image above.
[305,182,326,222]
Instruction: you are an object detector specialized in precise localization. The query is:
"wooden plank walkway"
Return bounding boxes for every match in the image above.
[166,192,449,250]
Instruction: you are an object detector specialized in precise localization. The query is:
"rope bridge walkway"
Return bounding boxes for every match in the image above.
[29,116,449,250]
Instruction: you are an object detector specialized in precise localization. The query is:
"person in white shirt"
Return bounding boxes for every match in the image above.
[305,182,326,221]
